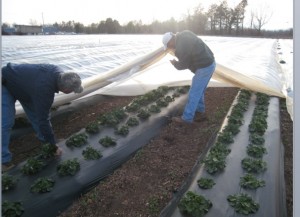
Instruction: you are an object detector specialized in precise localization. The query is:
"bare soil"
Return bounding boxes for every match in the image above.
[8,87,293,217]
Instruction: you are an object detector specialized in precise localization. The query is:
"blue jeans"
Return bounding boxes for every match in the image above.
[2,86,45,164]
[2,86,15,164]
[182,62,216,122]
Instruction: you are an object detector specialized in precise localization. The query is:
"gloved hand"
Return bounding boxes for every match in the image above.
[170,59,177,65]
[55,146,63,156]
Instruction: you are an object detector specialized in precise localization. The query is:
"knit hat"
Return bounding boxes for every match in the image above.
[162,32,173,50]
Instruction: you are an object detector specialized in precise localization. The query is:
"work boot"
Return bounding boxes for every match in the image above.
[195,113,208,122]
[172,117,194,126]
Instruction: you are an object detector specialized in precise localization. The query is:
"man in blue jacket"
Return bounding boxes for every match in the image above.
[162,30,216,124]
[2,63,84,172]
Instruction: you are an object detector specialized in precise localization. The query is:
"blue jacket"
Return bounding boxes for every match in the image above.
[2,63,63,145]
[173,30,215,73]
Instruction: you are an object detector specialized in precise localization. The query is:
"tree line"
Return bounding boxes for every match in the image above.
[2,0,292,38]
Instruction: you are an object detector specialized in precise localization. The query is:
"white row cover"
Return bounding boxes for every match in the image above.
[13,37,292,120]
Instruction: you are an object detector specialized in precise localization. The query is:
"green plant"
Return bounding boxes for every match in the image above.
[137,109,151,120]
[240,173,265,189]
[249,117,268,135]
[125,102,141,112]
[176,86,190,94]
[164,95,174,102]
[57,158,80,176]
[148,104,161,113]
[249,133,265,145]
[98,113,120,127]
[216,131,234,145]
[247,145,267,158]
[2,174,18,192]
[227,193,259,215]
[156,98,169,107]
[111,108,127,120]
[82,146,102,160]
[115,125,129,136]
[197,178,215,189]
[223,122,240,135]
[98,108,127,126]
[241,158,267,173]
[126,116,139,126]
[39,143,57,159]
[203,152,226,174]
[66,133,88,148]
[30,177,55,193]
[85,121,100,134]
[210,144,231,156]
[178,191,212,217]
[99,136,117,147]
[2,200,24,217]
[21,158,46,175]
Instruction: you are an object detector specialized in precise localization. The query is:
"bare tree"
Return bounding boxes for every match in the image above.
[252,3,273,34]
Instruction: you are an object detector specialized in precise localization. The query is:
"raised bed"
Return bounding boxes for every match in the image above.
[161,91,286,217]
[2,86,190,217]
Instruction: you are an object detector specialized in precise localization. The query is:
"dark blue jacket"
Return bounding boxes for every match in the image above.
[173,30,215,73]
[2,63,63,145]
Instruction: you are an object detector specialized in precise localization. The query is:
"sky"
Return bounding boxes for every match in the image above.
[1,0,293,30]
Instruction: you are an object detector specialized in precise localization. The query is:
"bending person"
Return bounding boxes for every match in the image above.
[2,63,83,172]
[162,30,216,124]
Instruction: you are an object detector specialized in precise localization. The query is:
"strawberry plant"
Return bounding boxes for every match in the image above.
[126,116,139,126]
[240,173,265,189]
[111,108,127,121]
[115,125,129,136]
[57,158,80,176]
[241,158,267,173]
[2,200,24,217]
[125,102,141,112]
[227,193,259,215]
[30,177,55,193]
[39,143,58,159]
[247,145,267,158]
[222,122,240,136]
[216,131,234,145]
[66,133,88,148]
[148,104,161,113]
[197,178,215,189]
[99,136,117,147]
[176,86,190,94]
[164,95,174,102]
[256,92,270,105]
[85,121,100,134]
[210,144,231,156]
[249,133,265,145]
[21,158,46,175]
[98,113,120,127]
[178,191,212,217]
[203,152,226,174]
[227,113,244,127]
[82,146,102,160]
[248,117,268,135]
[2,174,18,192]
[156,98,169,107]
[137,109,150,120]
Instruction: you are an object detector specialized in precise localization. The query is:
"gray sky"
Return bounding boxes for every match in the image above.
[2,0,293,30]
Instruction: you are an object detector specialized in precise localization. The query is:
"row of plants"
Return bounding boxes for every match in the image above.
[178,90,272,216]
[227,92,270,215]
[178,89,253,216]
[2,85,190,217]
